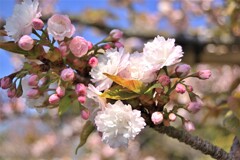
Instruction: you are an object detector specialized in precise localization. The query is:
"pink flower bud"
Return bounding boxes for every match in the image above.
[0,77,12,89]
[187,85,193,92]
[81,109,90,120]
[184,121,195,132]
[28,74,39,86]
[103,44,112,50]
[78,96,86,104]
[158,75,170,86]
[32,18,44,30]
[87,41,93,50]
[56,86,65,97]
[88,57,98,67]
[18,35,34,51]
[110,29,123,41]
[175,83,186,94]
[75,83,86,96]
[27,89,39,98]
[60,68,75,81]
[59,42,68,57]
[187,98,203,113]
[169,113,177,121]
[49,94,60,104]
[197,70,211,80]
[69,36,89,58]
[7,88,16,98]
[151,112,163,125]
[114,42,124,48]
[175,64,191,78]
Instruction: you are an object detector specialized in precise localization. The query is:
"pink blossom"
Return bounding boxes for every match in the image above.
[158,75,170,86]
[88,57,98,67]
[0,77,12,89]
[49,94,60,104]
[87,41,93,50]
[69,36,89,57]
[59,42,68,57]
[169,113,177,121]
[78,96,86,104]
[114,42,124,48]
[187,98,203,113]
[110,29,123,41]
[175,64,191,77]
[187,85,193,92]
[103,44,112,50]
[184,121,195,132]
[18,35,34,51]
[81,109,90,120]
[28,74,39,86]
[175,83,186,94]
[151,112,163,125]
[56,86,65,97]
[27,89,39,98]
[197,70,211,80]
[60,68,75,81]
[75,83,86,96]
[32,18,44,30]
[47,14,75,41]
[7,88,16,98]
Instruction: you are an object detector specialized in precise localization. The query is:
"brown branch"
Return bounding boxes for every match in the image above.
[230,136,240,159]
[153,125,233,160]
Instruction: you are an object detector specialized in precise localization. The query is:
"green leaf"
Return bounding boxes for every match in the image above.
[144,83,162,94]
[75,121,95,154]
[103,73,146,94]
[223,112,240,138]
[0,41,28,55]
[58,95,72,115]
[101,85,139,100]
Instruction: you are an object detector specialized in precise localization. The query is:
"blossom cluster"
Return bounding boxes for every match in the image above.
[0,0,211,150]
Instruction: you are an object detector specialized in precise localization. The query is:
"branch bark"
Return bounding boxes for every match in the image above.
[153,126,233,160]
[230,136,240,159]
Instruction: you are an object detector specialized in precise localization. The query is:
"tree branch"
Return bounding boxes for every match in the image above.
[230,136,240,159]
[153,125,233,160]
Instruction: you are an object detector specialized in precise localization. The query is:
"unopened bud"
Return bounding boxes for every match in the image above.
[184,121,195,132]
[87,41,93,50]
[88,57,98,67]
[81,109,90,120]
[7,88,16,98]
[27,89,39,98]
[59,42,68,57]
[18,35,34,51]
[75,83,86,96]
[158,75,170,86]
[0,77,12,89]
[109,29,123,41]
[175,83,186,94]
[103,44,112,50]
[187,98,203,113]
[28,74,39,86]
[49,94,60,104]
[187,85,193,92]
[151,112,163,125]
[56,86,65,97]
[114,42,124,48]
[61,68,75,81]
[197,70,211,80]
[78,96,86,104]
[175,64,191,78]
[69,36,88,58]
[169,113,177,121]
[32,18,44,30]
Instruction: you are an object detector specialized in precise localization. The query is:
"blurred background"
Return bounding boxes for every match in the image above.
[0,0,240,159]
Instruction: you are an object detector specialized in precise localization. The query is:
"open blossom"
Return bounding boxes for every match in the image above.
[143,36,183,70]
[4,0,41,41]
[47,14,75,41]
[95,100,146,148]
[119,52,157,83]
[90,48,129,91]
